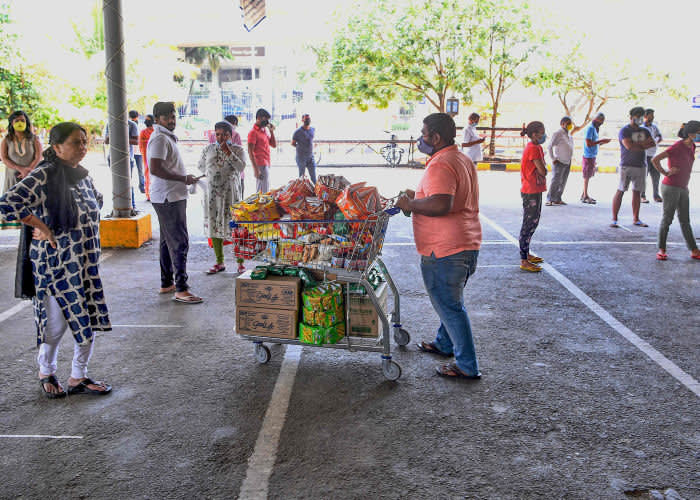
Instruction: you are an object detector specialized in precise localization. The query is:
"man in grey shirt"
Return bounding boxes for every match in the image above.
[546,116,574,205]
[641,108,663,203]
[291,113,316,183]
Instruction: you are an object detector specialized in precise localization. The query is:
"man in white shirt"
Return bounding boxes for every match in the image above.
[546,116,575,206]
[146,101,203,304]
[641,108,663,203]
[461,113,485,163]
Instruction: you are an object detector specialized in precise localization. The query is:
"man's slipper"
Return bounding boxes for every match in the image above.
[172,294,203,304]
[610,221,620,228]
[527,255,544,264]
[416,341,453,358]
[67,378,111,396]
[691,254,700,260]
[545,201,554,206]
[633,220,648,227]
[436,362,481,380]
[656,251,668,261]
[553,201,567,206]
[640,198,650,204]
[159,285,176,294]
[39,374,66,399]
[654,197,663,203]
[520,263,542,272]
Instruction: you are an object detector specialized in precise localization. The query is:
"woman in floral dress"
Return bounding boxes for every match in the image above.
[0,122,112,398]
[197,121,246,274]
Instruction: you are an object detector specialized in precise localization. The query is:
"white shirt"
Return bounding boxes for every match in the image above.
[146,124,188,203]
[462,124,483,162]
[547,128,574,164]
[643,122,662,157]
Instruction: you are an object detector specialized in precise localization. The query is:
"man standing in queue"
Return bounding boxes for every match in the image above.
[395,113,483,380]
[247,108,276,193]
[291,113,316,183]
[147,101,203,304]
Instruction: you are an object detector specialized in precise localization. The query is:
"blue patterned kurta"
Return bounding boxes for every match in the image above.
[0,163,111,346]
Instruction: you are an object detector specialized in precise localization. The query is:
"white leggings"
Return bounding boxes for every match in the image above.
[37,296,94,380]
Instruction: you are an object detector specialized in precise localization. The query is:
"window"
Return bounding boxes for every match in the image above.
[219,68,261,83]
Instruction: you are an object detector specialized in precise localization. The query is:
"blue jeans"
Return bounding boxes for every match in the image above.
[132,155,145,193]
[296,156,316,183]
[420,250,479,375]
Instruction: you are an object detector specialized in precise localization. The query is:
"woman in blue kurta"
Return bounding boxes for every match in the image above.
[0,122,112,398]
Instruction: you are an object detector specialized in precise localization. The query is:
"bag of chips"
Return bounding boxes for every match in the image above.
[336,183,383,219]
[315,174,350,203]
[275,178,315,213]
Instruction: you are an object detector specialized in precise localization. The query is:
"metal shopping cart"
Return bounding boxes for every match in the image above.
[230,207,410,380]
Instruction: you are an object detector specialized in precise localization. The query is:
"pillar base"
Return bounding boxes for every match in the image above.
[100,213,152,248]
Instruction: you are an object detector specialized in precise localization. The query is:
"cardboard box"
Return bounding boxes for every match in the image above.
[235,271,302,311]
[236,307,298,339]
[347,282,388,338]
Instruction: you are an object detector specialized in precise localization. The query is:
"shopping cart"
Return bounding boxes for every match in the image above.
[230,207,410,380]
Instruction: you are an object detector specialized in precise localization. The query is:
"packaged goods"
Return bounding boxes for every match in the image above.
[275,178,315,213]
[283,266,300,277]
[298,322,324,345]
[268,265,286,276]
[302,305,344,327]
[315,174,350,203]
[333,211,349,235]
[250,267,268,280]
[237,307,297,339]
[317,244,333,262]
[324,322,345,344]
[232,193,280,221]
[301,244,319,263]
[235,271,302,310]
[331,257,345,268]
[347,282,388,337]
[232,226,267,260]
[302,283,343,310]
[336,183,383,219]
[297,268,318,288]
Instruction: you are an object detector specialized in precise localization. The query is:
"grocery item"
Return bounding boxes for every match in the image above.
[298,321,345,345]
[302,282,343,310]
[250,267,268,280]
[283,266,300,277]
[275,178,315,213]
[336,183,383,219]
[232,193,280,221]
[298,268,319,288]
[315,174,350,203]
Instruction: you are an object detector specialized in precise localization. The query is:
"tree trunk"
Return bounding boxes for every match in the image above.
[488,103,498,157]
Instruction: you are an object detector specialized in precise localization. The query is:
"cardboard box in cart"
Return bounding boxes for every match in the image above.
[347,282,388,338]
[235,270,302,339]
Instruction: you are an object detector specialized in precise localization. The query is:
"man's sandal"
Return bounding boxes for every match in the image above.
[527,255,544,264]
[206,264,226,275]
[39,374,66,399]
[435,362,481,380]
[520,263,542,272]
[416,341,453,358]
[67,378,112,396]
[656,251,668,261]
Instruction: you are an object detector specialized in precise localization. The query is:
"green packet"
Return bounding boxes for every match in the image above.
[250,268,268,280]
[268,265,286,276]
[283,266,300,277]
[298,322,346,345]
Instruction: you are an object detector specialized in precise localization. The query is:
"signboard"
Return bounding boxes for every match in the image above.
[692,95,700,109]
[240,0,266,32]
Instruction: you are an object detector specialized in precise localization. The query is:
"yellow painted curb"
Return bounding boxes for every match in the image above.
[476,162,490,171]
[100,213,152,248]
[571,165,583,172]
[598,166,618,173]
[505,163,521,171]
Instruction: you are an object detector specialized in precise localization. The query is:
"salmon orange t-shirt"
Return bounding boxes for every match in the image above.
[412,145,482,258]
[521,141,547,194]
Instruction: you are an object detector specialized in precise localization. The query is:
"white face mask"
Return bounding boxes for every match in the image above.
[634,117,644,126]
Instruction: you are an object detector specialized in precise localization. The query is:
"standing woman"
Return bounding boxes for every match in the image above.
[0,122,112,398]
[138,114,155,201]
[0,111,42,229]
[519,121,548,272]
[652,121,700,261]
[198,121,246,274]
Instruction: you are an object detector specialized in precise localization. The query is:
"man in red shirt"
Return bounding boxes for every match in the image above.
[396,113,483,380]
[247,108,276,193]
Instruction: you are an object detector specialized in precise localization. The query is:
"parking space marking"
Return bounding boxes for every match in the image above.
[480,213,700,398]
[0,434,83,439]
[111,324,184,328]
[0,251,114,326]
[239,345,302,500]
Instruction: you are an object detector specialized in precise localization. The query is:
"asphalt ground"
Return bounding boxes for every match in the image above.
[0,157,698,499]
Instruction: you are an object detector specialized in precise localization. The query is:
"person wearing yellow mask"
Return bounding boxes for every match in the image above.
[545,116,575,206]
[1,111,42,229]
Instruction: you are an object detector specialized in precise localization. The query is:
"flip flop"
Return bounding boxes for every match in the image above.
[640,198,650,204]
[435,362,481,380]
[610,221,620,228]
[633,221,648,227]
[527,255,544,264]
[545,201,554,206]
[416,341,453,358]
[206,264,226,275]
[39,374,66,399]
[656,251,668,261]
[172,294,203,304]
[691,254,700,260]
[67,377,111,396]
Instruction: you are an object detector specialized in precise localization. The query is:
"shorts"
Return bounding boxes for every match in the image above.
[618,165,646,193]
[582,157,596,179]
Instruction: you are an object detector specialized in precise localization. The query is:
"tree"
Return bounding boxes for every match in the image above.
[312,0,481,112]
[183,46,234,74]
[472,0,548,156]
[526,43,687,135]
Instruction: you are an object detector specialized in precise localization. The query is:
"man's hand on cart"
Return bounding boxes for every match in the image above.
[395,190,415,215]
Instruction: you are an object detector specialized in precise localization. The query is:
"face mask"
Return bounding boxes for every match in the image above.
[565,123,573,132]
[303,119,311,126]
[260,119,269,128]
[537,134,547,145]
[593,121,601,130]
[633,117,644,126]
[417,136,434,155]
[13,121,26,132]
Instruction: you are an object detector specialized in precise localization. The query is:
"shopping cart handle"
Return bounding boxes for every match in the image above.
[384,207,401,216]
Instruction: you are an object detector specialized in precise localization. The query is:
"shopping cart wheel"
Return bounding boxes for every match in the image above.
[255,343,271,364]
[382,359,402,381]
[393,328,410,346]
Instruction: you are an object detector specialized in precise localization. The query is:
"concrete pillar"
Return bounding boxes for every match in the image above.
[102,0,131,217]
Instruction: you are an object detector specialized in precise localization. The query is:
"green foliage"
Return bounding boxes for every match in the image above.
[184,46,234,72]
[71,1,104,58]
[526,42,687,134]
[313,0,482,112]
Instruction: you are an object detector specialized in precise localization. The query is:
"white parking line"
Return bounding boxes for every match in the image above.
[239,345,302,500]
[480,213,700,398]
[0,251,114,325]
[111,324,184,328]
[0,434,83,439]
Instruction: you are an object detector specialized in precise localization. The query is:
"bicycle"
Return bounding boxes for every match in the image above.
[380,131,404,168]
